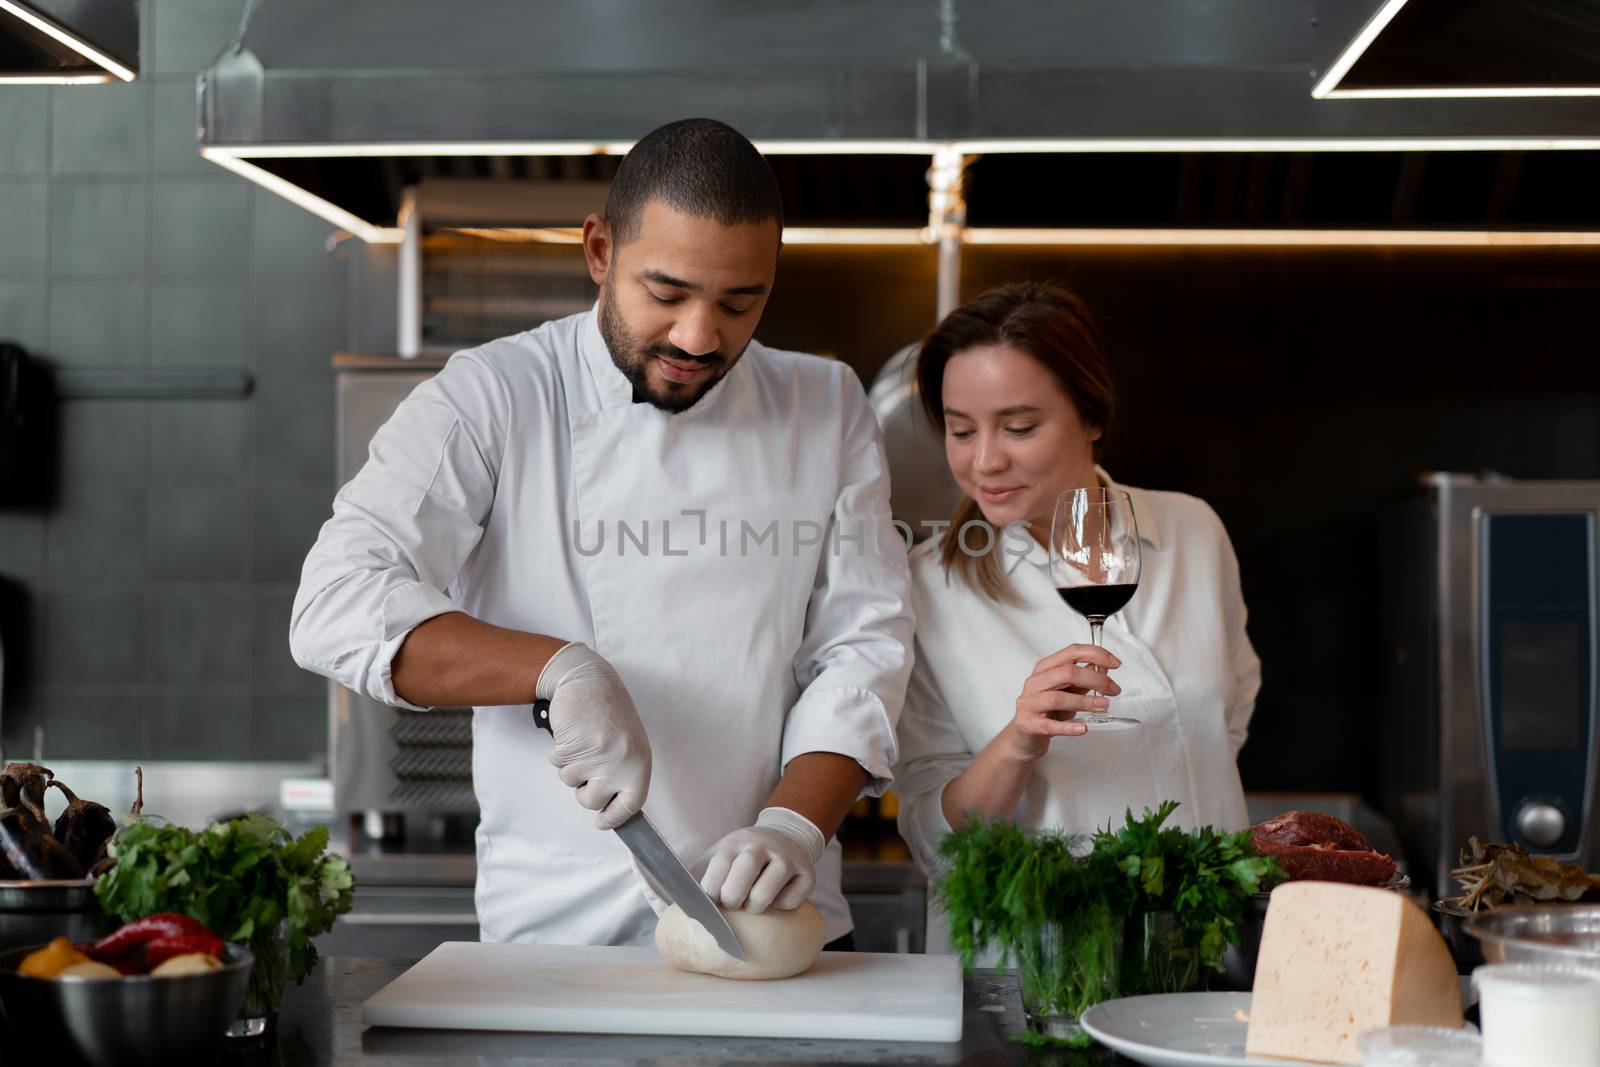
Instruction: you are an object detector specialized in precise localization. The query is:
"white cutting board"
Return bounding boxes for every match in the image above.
[362,941,964,1042]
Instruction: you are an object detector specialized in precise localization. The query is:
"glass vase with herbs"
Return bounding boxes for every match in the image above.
[1091,801,1281,995]
[93,812,356,1038]
[934,817,1128,1048]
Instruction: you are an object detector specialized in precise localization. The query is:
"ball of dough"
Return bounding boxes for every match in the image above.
[655,900,827,980]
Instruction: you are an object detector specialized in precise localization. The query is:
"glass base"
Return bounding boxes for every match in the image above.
[1024,1009,1088,1043]
[1077,714,1140,730]
[226,1014,273,1040]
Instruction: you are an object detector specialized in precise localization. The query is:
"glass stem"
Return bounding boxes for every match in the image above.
[1087,618,1104,699]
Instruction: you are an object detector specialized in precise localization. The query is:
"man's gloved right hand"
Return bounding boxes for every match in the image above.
[534,642,651,831]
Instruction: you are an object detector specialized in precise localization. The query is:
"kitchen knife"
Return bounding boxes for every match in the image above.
[532,699,748,961]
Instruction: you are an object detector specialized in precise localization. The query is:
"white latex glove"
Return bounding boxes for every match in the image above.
[534,642,651,831]
[697,807,825,913]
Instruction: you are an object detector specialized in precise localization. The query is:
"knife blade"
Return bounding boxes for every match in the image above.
[532,699,747,962]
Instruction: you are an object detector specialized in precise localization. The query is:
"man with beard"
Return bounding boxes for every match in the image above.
[291,119,913,949]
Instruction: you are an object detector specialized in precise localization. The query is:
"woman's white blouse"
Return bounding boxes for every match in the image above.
[894,475,1260,884]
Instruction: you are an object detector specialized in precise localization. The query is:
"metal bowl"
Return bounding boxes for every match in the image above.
[0,940,253,1065]
[1463,903,1600,970]
[0,879,117,954]
[1433,902,1487,974]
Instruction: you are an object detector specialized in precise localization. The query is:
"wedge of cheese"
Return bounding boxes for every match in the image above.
[1245,881,1462,1064]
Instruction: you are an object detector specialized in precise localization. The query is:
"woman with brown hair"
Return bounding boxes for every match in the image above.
[892,283,1259,905]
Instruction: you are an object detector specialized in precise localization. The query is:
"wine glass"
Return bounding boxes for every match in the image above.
[1049,488,1142,729]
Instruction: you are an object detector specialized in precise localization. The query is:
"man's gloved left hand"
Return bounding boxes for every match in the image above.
[697,807,826,913]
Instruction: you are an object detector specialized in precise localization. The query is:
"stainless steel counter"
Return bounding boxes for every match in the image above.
[215,956,1133,1065]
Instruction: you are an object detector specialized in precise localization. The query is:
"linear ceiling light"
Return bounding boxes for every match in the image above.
[443,226,929,247]
[200,147,402,244]
[955,136,1600,153]
[962,227,1600,248]
[0,72,111,83]
[203,139,936,160]
[444,227,584,244]
[1311,0,1411,99]
[209,136,1600,163]
[1320,85,1600,99]
[1310,0,1600,99]
[204,140,1600,245]
[0,0,136,82]
[419,223,1600,249]
[784,227,929,245]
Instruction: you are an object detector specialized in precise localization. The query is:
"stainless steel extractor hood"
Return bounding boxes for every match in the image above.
[196,0,1600,242]
[0,0,136,83]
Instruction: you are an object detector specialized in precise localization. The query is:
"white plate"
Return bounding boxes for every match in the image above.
[1079,992,1298,1067]
[1080,982,1476,1067]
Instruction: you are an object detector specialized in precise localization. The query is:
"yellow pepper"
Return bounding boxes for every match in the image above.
[18,936,92,978]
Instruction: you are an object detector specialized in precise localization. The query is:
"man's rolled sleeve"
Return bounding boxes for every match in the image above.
[784,371,915,797]
[780,685,898,796]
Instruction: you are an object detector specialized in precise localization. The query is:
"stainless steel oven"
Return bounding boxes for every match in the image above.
[330,357,479,822]
[1380,473,1600,898]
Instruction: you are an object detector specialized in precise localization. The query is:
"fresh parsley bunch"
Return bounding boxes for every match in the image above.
[94,812,355,993]
[1091,800,1280,970]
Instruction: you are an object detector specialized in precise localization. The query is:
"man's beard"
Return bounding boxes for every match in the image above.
[598,288,738,414]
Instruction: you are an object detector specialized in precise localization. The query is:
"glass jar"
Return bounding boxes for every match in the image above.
[1133,910,1207,994]
[228,926,288,1039]
[1016,915,1123,1044]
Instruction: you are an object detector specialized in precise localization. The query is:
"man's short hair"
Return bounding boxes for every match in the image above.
[605,118,783,246]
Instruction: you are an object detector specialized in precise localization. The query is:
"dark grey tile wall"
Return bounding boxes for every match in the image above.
[0,0,383,764]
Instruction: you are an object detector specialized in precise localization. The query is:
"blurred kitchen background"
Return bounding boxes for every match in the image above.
[1,0,1599,952]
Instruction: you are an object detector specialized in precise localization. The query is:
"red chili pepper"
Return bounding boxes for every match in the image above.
[145,933,225,968]
[89,913,218,962]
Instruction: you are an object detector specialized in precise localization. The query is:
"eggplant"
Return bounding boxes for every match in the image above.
[0,763,86,880]
[86,766,143,878]
[129,765,143,819]
[0,803,84,880]
[0,762,53,828]
[49,780,116,873]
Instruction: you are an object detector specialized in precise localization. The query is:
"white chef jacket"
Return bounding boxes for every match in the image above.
[290,307,913,946]
[894,475,1258,945]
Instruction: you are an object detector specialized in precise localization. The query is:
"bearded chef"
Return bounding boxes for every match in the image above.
[290,118,914,949]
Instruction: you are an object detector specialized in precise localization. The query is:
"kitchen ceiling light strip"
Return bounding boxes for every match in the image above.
[0,0,135,82]
[200,147,402,244]
[205,137,1600,161]
[1310,0,1600,100]
[961,228,1600,248]
[1325,86,1600,99]
[1311,0,1412,100]
[201,140,1600,247]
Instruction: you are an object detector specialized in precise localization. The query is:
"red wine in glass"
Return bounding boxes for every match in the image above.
[1050,488,1142,729]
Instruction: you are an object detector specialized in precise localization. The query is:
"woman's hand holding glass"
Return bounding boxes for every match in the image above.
[1007,643,1122,760]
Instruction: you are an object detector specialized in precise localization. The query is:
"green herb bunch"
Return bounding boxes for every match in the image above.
[934,816,1125,1047]
[1090,800,1281,971]
[94,812,356,988]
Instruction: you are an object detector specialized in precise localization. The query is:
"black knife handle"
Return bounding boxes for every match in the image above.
[532,698,553,735]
